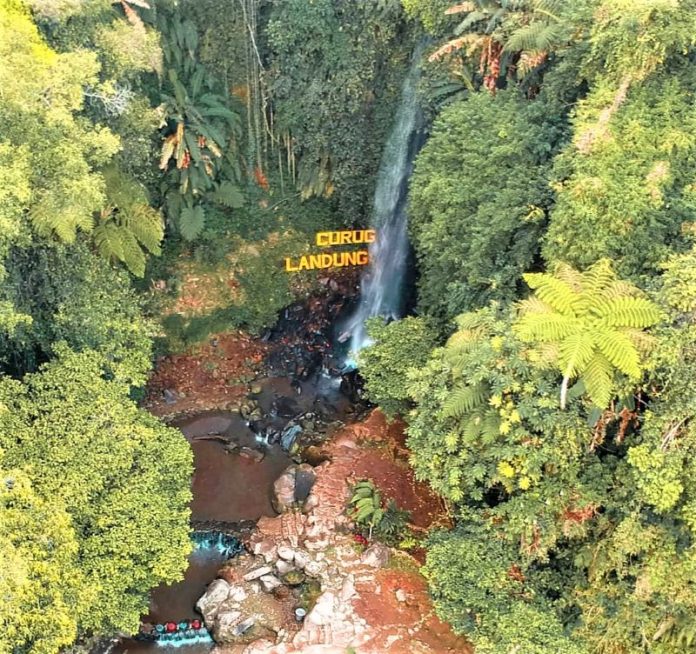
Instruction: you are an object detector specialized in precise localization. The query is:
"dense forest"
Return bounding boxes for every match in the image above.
[3,0,696,653]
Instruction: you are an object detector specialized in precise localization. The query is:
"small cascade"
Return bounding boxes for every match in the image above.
[190,531,244,559]
[342,45,424,362]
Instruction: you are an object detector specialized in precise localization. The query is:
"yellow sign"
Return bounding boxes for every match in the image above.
[315,230,375,247]
[284,230,374,272]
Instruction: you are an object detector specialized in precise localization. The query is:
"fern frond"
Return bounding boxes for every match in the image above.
[179,204,205,241]
[443,383,488,419]
[558,332,595,378]
[93,219,124,261]
[125,205,164,255]
[214,180,245,208]
[580,259,614,296]
[595,329,640,378]
[516,312,575,343]
[119,228,147,277]
[523,272,581,316]
[582,353,614,409]
[597,297,661,328]
[504,22,560,53]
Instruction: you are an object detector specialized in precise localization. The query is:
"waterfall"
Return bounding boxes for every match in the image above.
[342,45,423,363]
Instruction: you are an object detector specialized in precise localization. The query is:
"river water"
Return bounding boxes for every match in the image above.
[115,411,291,654]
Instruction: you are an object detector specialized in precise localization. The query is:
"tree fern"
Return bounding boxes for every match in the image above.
[94,167,164,276]
[515,259,661,409]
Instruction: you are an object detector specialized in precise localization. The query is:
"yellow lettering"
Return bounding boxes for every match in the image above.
[356,250,369,265]
[285,257,299,272]
[298,255,311,271]
[320,254,333,268]
[316,232,330,246]
[365,229,376,243]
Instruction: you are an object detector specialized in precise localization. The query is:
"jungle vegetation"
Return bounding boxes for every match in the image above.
[358,1,696,652]
[3,1,696,653]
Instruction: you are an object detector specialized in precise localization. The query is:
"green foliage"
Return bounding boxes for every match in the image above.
[543,2,696,278]
[424,526,585,653]
[349,480,411,545]
[426,0,570,90]
[0,241,153,383]
[0,0,119,243]
[0,347,193,642]
[357,316,435,417]
[409,89,567,328]
[158,10,244,240]
[515,259,661,409]
[266,0,415,223]
[0,460,79,654]
[94,166,164,277]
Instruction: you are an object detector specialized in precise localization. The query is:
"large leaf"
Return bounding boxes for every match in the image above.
[179,204,205,241]
[214,181,244,208]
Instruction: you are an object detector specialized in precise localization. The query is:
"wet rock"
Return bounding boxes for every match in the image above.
[272,466,297,513]
[250,383,263,395]
[274,396,301,419]
[243,566,274,581]
[162,389,178,405]
[238,447,265,463]
[360,543,390,568]
[196,579,231,626]
[294,464,316,502]
[280,424,302,451]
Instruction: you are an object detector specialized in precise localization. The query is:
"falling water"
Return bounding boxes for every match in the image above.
[343,45,423,361]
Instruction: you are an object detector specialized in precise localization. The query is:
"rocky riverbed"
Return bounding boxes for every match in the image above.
[115,285,468,654]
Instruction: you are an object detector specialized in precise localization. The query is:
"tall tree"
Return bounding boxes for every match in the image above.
[0,347,193,641]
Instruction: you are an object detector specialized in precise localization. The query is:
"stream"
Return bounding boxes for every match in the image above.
[114,372,355,654]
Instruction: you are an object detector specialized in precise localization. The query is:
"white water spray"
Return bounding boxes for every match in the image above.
[343,46,423,362]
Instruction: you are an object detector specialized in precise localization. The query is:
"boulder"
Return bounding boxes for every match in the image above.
[293,550,310,570]
[276,559,295,575]
[294,464,316,502]
[272,466,297,513]
[196,579,231,626]
[305,591,337,627]
[253,540,278,564]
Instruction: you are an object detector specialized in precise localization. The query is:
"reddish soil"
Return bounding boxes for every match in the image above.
[328,410,451,531]
[354,569,471,654]
[146,331,267,418]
